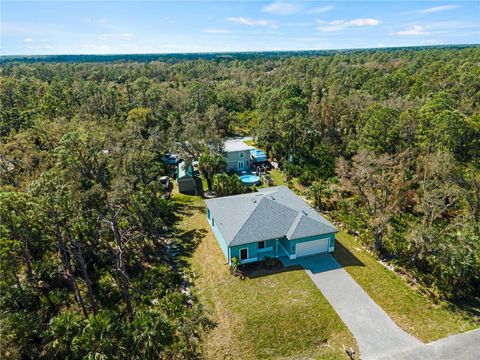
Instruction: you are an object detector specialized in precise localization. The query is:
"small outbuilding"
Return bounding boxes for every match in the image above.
[177,161,202,195]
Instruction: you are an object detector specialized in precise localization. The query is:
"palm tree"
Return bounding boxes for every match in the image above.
[199,153,226,192]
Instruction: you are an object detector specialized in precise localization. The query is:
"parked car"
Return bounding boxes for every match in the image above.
[161,153,180,164]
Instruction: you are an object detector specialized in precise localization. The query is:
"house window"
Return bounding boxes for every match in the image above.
[212,218,215,227]
[329,237,334,248]
[240,248,248,261]
[239,152,244,158]
[207,208,211,220]
[258,241,265,249]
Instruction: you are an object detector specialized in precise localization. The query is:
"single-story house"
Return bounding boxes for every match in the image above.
[205,186,337,265]
[223,139,254,173]
[177,161,202,195]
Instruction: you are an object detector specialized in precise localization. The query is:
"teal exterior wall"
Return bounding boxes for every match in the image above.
[278,236,290,254]
[288,233,336,255]
[230,239,275,263]
[206,207,229,261]
[230,242,260,262]
[278,233,335,256]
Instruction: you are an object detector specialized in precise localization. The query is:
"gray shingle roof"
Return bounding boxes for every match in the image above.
[204,186,337,246]
[224,139,254,153]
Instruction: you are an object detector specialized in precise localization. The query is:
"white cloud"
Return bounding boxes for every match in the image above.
[23,37,34,43]
[348,19,380,26]
[118,33,133,40]
[316,18,380,32]
[98,33,133,41]
[262,2,303,15]
[307,5,334,14]
[418,5,460,14]
[228,17,278,28]
[390,25,429,36]
[26,44,52,50]
[86,18,108,25]
[201,28,231,34]
[98,33,113,40]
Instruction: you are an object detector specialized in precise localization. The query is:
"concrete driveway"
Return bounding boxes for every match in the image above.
[378,328,480,360]
[281,254,421,360]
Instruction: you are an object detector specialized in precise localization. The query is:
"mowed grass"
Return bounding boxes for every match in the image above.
[333,231,479,342]
[177,194,357,360]
[269,169,287,187]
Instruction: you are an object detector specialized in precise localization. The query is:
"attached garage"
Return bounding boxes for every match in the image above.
[296,237,329,258]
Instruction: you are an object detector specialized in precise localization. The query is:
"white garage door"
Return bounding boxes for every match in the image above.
[296,238,329,258]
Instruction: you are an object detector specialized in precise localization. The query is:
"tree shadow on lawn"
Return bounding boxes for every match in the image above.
[172,227,208,270]
[451,294,480,321]
[172,199,204,216]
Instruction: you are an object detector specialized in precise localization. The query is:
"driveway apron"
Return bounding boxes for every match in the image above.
[281,254,421,360]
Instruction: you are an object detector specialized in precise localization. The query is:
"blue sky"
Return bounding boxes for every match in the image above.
[1,1,479,55]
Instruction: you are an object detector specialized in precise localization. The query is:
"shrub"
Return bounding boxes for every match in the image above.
[213,173,246,197]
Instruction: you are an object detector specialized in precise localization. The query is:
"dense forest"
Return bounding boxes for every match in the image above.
[1,46,479,358]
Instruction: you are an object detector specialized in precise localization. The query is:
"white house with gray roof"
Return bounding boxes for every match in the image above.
[223,138,254,173]
[205,186,337,265]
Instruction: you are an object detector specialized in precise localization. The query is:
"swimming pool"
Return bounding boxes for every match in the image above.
[239,174,260,186]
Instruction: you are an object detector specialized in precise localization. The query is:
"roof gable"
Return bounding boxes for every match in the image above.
[230,197,298,246]
[286,212,336,240]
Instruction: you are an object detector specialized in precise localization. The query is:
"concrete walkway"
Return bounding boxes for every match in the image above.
[281,254,422,360]
[377,328,480,360]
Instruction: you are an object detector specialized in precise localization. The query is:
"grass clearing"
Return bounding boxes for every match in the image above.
[333,231,479,342]
[177,194,357,360]
[269,169,287,187]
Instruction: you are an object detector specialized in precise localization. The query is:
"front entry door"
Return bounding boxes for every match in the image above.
[240,248,248,261]
[237,161,245,171]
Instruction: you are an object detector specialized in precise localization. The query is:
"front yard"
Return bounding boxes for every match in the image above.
[333,231,479,342]
[173,180,478,359]
[176,194,357,360]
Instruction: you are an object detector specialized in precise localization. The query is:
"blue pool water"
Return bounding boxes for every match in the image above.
[239,174,260,186]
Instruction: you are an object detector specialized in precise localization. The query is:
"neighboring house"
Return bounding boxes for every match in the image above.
[223,139,254,173]
[177,161,202,195]
[205,186,337,265]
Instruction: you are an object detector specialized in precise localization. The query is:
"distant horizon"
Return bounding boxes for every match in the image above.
[2,1,479,56]
[2,43,479,60]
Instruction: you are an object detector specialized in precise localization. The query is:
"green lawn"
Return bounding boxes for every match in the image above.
[269,169,287,187]
[177,194,357,360]
[333,231,479,342]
